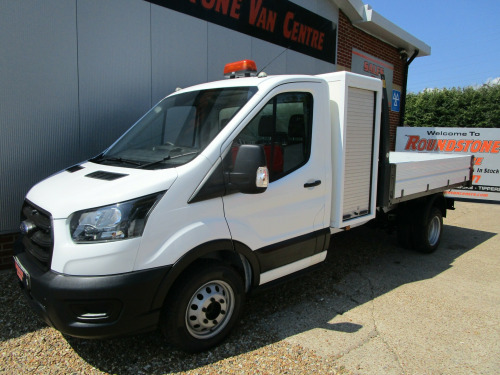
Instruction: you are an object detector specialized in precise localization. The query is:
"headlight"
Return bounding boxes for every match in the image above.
[70,192,164,243]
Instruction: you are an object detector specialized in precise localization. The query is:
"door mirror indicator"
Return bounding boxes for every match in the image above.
[256,166,269,188]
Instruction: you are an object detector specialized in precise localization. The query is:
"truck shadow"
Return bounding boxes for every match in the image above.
[1,223,495,373]
[64,223,495,374]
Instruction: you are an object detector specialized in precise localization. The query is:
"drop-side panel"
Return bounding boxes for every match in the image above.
[342,87,375,221]
[389,152,472,202]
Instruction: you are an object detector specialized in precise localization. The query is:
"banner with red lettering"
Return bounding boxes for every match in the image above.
[147,0,336,63]
[396,127,500,203]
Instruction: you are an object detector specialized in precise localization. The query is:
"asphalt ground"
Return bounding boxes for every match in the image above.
[1,201,499,374]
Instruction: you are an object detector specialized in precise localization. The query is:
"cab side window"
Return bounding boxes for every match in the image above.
[233,92,313,182]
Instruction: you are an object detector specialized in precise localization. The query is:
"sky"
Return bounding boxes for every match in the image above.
[365,0,500,92]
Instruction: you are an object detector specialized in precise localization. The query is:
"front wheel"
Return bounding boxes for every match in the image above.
[161,262,244,352]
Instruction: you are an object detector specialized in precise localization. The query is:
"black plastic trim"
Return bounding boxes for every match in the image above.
[66,165,84,173]
[14,228,330,340]
[85,171,128,181]
[188,159,226,204]
[151,240,236,310]
[255,228,329,273]
[20,200,54,270]
[233,240,261,287]
[377,75,391,209]
[14,246,171,339]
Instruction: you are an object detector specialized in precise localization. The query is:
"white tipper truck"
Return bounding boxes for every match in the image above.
[14,60,473,352]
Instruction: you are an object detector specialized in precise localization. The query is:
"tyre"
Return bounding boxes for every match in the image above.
[413,206,443,253]
[161,261,245,352]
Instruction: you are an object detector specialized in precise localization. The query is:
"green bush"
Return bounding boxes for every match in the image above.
[405,83,500,128]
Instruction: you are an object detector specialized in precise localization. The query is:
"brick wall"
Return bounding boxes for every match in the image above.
[0,233,17,270]
[337,10,405,150]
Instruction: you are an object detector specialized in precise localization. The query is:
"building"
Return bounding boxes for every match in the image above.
[0,0,430,269]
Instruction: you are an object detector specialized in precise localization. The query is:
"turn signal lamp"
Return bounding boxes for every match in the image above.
[224,60,257,79]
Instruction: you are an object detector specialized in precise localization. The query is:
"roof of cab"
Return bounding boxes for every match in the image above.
[172,73,327,96]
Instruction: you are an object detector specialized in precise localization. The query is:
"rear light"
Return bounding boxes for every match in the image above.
[224,60,257,78]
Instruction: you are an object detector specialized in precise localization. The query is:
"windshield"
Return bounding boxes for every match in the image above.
[92,86,258,169]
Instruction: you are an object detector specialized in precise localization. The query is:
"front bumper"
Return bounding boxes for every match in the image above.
[14,246,171,339]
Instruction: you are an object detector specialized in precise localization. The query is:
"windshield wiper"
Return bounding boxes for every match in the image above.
[90,155,143,167]
[139,151,199,169]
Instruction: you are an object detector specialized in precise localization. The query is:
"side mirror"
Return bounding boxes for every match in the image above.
[229,145,269,194]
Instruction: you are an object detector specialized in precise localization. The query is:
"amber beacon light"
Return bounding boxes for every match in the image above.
[223,60,258,78]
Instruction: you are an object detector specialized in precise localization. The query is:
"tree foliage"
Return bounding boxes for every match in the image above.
[405,83,500,128]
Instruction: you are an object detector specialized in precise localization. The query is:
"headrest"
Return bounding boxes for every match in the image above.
[288,114,305,138]
[258,115,274,137]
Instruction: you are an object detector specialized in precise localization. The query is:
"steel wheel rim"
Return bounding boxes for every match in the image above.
[428,215,441,247]
[185,280,235,339]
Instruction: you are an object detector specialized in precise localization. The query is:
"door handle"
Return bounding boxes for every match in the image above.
[304,180,321,188]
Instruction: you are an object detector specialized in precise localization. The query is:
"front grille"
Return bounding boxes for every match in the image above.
[20,201,54,270]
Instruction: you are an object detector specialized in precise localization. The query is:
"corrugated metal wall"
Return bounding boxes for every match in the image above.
[0,0,337,233]
[0,0,80,234]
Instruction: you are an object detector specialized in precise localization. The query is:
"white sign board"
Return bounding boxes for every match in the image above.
[396,127,500,203]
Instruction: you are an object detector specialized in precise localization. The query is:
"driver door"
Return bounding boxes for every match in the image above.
[222,82,329,283]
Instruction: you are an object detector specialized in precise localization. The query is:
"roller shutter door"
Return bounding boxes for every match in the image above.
[342,87,375,221]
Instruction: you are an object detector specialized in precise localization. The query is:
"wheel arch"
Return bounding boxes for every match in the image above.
[399,192,446,226]
[419,193,447,224]
[396,192,447,251]
[151,239,260,310]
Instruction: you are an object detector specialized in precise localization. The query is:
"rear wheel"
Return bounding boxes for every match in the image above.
[161,262,244,352]
[413,206,443,253]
